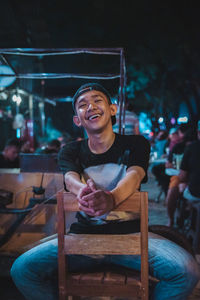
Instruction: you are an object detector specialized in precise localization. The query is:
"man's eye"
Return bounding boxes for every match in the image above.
[79,104,86,108]
[95,99,102,103]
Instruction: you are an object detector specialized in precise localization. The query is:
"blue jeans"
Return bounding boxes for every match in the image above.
[11,233,200,300]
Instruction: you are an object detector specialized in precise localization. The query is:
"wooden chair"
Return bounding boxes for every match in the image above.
[57,191,149,300]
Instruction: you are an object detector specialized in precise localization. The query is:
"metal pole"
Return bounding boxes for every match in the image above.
[119,49,126,134]
[29,95,33,120]
[39,101,45,136]
[122,53,127,135]
[119,50,123,134]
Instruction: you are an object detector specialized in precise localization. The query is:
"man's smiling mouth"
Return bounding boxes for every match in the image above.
[88,114,101,120]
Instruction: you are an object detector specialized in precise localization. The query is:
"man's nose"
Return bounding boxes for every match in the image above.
[87,102,96,111]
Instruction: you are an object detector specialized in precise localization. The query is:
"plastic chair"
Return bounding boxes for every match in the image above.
[57,191,149,300]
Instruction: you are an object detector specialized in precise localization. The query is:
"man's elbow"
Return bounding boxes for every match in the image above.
[129,167,145,186]
[64,171,77,190]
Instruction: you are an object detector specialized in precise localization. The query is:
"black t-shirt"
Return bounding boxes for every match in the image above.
[58,133,150,226]
[180,140,200,197]
[0,153,19,168]
[59,133,150,181]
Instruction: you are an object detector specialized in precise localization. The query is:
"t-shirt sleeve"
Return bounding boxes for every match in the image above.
[128,136,150,183]
[58,142,82,175]
[180,145,190,172]
[168,147,175,163]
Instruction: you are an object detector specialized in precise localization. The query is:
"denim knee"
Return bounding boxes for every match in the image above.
[10,255,28,285]
[184,260,200,291]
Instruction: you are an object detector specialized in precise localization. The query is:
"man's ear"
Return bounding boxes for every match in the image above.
[110,104,118,117]
[73,115,82,127]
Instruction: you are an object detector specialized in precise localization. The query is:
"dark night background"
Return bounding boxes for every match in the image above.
[0,0,200,146]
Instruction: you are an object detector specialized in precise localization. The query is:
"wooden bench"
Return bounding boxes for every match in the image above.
[0,171,63,254]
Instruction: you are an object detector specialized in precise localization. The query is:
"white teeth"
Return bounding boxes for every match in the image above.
[89,114,101,120]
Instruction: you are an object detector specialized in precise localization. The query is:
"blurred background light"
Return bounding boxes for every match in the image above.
[177,116,188,124]
[16,128,21,138]
[12,94,22,105]
[170,117,176,125]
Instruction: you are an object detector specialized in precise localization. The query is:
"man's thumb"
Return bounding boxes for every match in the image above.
[87,179,97,191]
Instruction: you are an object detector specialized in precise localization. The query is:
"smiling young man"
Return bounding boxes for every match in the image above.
[60,83,148,229]
[11,83,200,300]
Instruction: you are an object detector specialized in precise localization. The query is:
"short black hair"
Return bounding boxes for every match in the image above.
[5,138,21,149]
[178,123,190,133]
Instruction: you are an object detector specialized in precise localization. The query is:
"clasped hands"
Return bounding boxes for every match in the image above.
[77,179,115,217]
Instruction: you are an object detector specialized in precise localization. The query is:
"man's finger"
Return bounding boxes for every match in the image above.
[87,179,97,192]
[78,197,89,207]
[94,210,105,217]
[79,186,92,198]
[78,203,95,215]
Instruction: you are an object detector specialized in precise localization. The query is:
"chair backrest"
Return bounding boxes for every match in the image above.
[57,191,149,300]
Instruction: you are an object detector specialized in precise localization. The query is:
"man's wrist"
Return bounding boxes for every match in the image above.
[105,190,115,209]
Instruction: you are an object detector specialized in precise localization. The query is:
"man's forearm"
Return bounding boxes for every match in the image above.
[111,166,145,206]
[178,170,188,183]
[64,171,85,195]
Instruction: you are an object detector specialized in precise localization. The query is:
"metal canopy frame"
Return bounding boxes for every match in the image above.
[0,48,126,133]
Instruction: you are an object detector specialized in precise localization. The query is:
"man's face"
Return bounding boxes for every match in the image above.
[170,132,179,142]
[73,90,116,133]
[178,129,185,140]
[4,146,19,161]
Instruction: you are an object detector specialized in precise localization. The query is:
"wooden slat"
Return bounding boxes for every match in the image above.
[69,273,81,284]
[126,273,141,285]
[79,272,104,284]
[64,233,140,255]
[67,271,142,286]
[103,271,126,285]
[65,283,141,297]
[140,191,149,300]
[63,193,79,211]
[63,191,141,212]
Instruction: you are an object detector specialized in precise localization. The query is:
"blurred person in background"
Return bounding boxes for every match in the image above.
[152,123,194,195]
[113,103,140,135]
[36,139,61,154]
[154,130,168,158]
[165,124,194,168]
[0,138,20,168]
[20,140,34,153]
[166,121,200,226]
[58,132,74,148]
[168,127,180,152]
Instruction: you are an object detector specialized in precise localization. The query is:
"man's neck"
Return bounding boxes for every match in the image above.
[88,131,115,154]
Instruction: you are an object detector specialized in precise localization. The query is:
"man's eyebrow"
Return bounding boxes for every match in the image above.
[77,94,104,104]
[91,94,104,98]
[77,98,86,105]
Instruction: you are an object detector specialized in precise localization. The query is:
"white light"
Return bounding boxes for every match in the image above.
[12,94,22,105]
[158,117,164,124]
[12,95,17,102]
[177,116,188,124]
[144,129,151,134]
